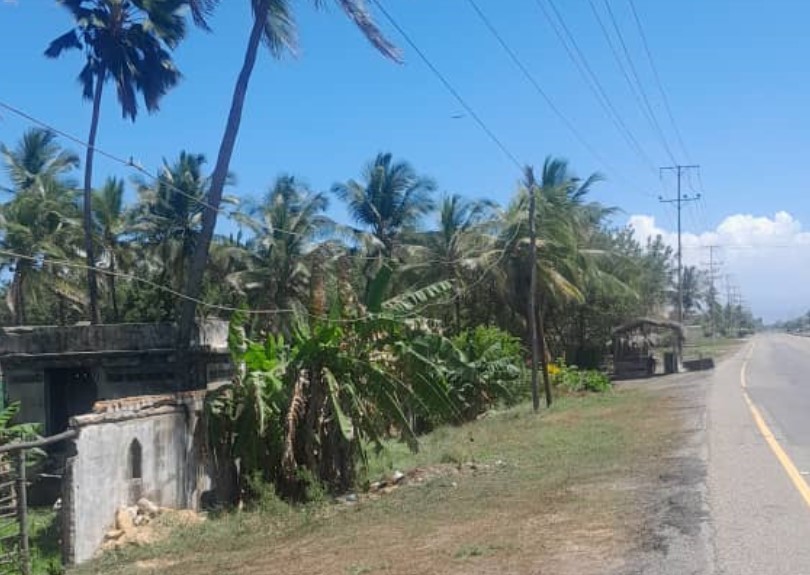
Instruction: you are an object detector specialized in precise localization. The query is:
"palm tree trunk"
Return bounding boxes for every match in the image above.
[11,266,25,326]
[454,296,462,333]
[178,0,270,349]
[536,298,553,407]
[83,74,104,325]
[109,253,119,322]
[58,294,66,326]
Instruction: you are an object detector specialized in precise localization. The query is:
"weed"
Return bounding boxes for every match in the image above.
[454,543,500,560]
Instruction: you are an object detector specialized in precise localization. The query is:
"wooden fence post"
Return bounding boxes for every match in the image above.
[15,450,29,575]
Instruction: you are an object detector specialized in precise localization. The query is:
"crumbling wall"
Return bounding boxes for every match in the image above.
[63,392,213,564]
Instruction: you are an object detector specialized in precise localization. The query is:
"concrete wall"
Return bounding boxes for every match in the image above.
[0,320,229,357]
[63,393,213,564]
[0,320,233,429]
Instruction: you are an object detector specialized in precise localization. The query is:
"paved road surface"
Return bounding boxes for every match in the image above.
[624,333,810,574]
[708,334,810,574]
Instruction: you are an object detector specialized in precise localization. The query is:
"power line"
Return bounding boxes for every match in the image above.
[370,0,522,171]
[0,98,527,321]
[588,0,677,164]
[683,243,808,251]
[0,100,498,266]
[461,0,636,192]
[627,0,692,163]
[0,99,525,319]
[601,0,678,164]
[0,100,227,215]
[534,0,657,174]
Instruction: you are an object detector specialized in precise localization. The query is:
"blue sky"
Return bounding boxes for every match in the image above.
[1,0,809,320]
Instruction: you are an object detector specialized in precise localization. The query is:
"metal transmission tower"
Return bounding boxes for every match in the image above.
[659,165,701,325]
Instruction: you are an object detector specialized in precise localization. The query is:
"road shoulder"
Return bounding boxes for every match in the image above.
[708,338,810,574]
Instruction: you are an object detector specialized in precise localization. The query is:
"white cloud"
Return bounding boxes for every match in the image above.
[627,211,810,322]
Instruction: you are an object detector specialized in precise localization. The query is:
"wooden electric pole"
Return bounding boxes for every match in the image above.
[526,167,540,413]
[702,245,722,339]
[659,165,701,326]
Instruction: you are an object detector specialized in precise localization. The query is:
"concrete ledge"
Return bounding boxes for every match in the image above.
[0,321,228,357]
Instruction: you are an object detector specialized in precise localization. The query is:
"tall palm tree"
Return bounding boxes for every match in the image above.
[92,177,128,321]
[497,158,603,405]
[46,0,187,324]
[178,0,401,348]
[680,265,704,319]
[0,129,82,325]
[409,194,496,331]
[333,153,436,259]
[130,152,211,319]
[0,129,79,194]
[230,175,333,330]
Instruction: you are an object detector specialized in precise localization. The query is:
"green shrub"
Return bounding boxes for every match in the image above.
[552,360,611,393]
[448,326,527,420]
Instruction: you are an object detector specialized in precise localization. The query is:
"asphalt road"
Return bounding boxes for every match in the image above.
[708,333,810,574]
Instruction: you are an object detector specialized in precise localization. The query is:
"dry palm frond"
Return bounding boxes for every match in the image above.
[282,369,308,477]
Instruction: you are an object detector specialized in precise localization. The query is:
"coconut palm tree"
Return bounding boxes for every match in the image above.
[407,194,496,331]
[45,0,187,324]
[0,129,79,194]
[0,129,82,325]
[130,152,211,319]
[332,153,436,303]
[179,0,400,348]
[333,153,436,257]
[229,175,333,332]
[680,265,705,319]
[92,177,129,321]
[496,158,604,406]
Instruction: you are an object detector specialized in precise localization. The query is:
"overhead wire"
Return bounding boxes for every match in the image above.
[0,99,494,267]
[5,2,666,323]
[460,0,626,188]
[627,0,693,163]
[533,0,658,175]
[370,0,522,172]
[2,1,529,323]
[601,0,678,164]
[588,0,677,165]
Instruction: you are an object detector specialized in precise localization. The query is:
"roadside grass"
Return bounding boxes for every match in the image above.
[28,508,61,575]
[72,388,677,575]
[684,336,746,361]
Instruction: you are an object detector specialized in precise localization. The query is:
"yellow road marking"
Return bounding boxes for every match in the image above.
[740,342,810,509]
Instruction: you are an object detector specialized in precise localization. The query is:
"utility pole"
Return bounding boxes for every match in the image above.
[659,165,701,326]
[702,245,723,338]
[725,275,739,337]
[526,167,540,413]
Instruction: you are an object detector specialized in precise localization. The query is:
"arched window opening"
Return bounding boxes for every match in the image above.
[129,439,142,480]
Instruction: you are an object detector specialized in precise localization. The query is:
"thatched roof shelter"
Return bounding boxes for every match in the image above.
[611,317,685,341]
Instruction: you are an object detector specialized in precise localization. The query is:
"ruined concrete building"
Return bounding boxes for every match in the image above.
[0,321,233,563]
[0,322,231,431]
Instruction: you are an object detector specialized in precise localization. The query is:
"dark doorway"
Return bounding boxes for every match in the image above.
[46,367,97,435]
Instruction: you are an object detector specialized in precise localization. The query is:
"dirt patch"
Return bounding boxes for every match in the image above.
[135,559,180,572]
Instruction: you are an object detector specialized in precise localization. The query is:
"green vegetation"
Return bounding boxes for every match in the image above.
[773,310,810,334]
[551,361,612,393]
[29,509,61,575]
[0,3,759,569]
[72,388,675,575]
